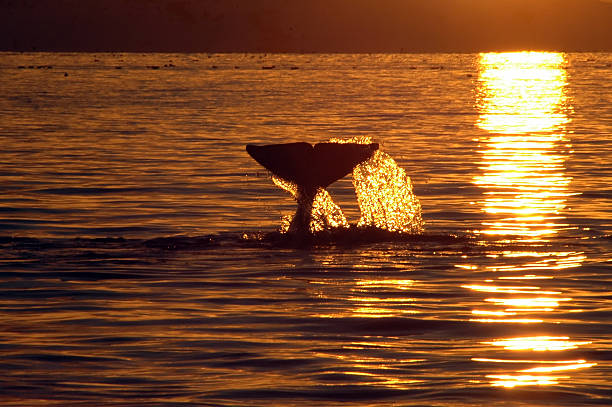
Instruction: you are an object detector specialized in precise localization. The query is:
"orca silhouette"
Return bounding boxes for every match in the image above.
[246,142,379,234]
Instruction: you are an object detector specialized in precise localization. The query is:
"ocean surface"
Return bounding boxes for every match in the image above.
[0,52,611,406]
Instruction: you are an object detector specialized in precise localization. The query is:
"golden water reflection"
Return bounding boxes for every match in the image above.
[474,51,575,241]
[469,52,593,388]
[482,336,591,351]
[477,52,570,134]
[310,277,420,319]
[474,333,597,388]
[305,258,425,390]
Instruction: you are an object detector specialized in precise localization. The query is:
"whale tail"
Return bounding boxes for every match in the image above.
[246,142,379,193]
[246,142,379,234]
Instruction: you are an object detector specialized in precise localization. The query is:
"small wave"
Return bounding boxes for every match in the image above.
[0,229,469,253]
[3,226,599,256]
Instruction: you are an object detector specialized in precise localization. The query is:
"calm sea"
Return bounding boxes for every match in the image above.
[0,52,611,406]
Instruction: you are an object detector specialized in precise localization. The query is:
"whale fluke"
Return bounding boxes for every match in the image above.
[246,142,378,192]
[246,142,379,234]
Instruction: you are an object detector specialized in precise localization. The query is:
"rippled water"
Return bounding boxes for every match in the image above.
[1,52,611,406]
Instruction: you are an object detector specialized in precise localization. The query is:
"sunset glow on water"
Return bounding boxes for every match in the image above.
[475,52,573,241]
[0,51,610,406]
[463,52,597,390]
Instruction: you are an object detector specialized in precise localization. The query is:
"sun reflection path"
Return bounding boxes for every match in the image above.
[482,336,592,352]
[466,52,594,389]
[462,244,592,388]
[474,51,574,241]
[477,52,570,134]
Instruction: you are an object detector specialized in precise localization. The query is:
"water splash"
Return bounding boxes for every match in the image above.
[353,150,424,233]
[332,137,424,234]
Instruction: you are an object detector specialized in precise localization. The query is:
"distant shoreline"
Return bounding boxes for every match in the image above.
[2,0,611,55]
[2,48,612,54]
